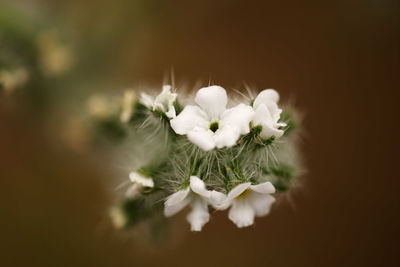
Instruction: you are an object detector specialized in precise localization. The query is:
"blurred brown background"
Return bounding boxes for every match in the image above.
[1,0,399,266]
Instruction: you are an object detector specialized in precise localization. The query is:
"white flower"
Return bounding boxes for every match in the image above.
[170,86,254,151]
[109,206,128,229]
[125,171,154,198]
[37,30,73,76]
[120,90,137,123]
[217,181,276,228]
[140,85,177,118]
[87,94,114,119]
[0,68,28,94]
[164,176,224,231]
[252,89,286,139]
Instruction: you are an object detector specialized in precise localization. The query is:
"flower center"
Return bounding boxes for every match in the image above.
[236,189,250,199]
[209,121,219,133]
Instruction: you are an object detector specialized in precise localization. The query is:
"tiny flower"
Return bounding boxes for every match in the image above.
[36,30,73,76]
[218,181,276,228]
[170,86,254,151]
[109,206,128,229]
[140,85,177,118]
[125,171,154,198]
[252,89,287,139]
[87,94,115,119]
[0,68,29,94]
[164,176,224,231]
[120,90,137,123]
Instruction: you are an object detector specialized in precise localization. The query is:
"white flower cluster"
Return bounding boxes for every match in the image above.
[120,85,287,230]
[98,84,297,232]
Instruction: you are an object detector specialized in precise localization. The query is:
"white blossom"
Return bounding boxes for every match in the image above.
[109,206,128,229]
[125,171,154,198]
[140,85,177,118]
[217,181,276,228]
[87,94,114,119]
[252,89,286,139]
[36,30,73,76]
[170,86,254,151]
[0,68,28,94]
[164,176,225,231]
[120,90,137,123]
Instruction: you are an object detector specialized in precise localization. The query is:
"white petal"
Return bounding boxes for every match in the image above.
[213,125,240,149]
[164,189,191,217]
[261,126,284,139]
[165,105,176,119]
[228,200,255,228]
[209,190,229,209]
[120,110,132,123]
[164,196,191,217]
[190,176,211,198]
[260,125,284,140]
[227,182,251,199]
[129,172,154,187]
[253,105,284,139]
[267,101,283,123]
[125,183,141,198]
[164,188,190,207]
[186,199,210,231]
[221,104,254,135]
[161,84,172,92]
[253,89,280,109]
[248,193,276,217]
[277,121,287,128]
[187,127,216,151]
[120,90,136,123]
[252,104,273,126]
[154,85,177,112]
[250,181,276,194]
[194,86,227,119]
[170,105,209,135]
[109,206,128,229]
[140,93,154,109]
